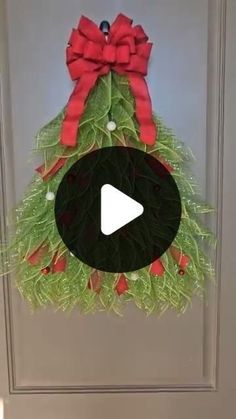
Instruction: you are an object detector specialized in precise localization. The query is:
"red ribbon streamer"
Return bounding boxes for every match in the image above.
[36,157,67,181]
[51,252,67,273]
[170,246,190,270]
[61,13,157,147]
[27,243,67,274]
[150,259,165,276]
[27,244,49,265]
[88,271,102,294]
[115,274,129,295]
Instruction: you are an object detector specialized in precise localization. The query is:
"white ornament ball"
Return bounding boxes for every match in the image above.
[106,121,117,132]
[46,191,55,201]
[130,272,139,281]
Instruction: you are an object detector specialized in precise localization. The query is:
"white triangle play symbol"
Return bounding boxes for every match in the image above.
[101,184,144,236]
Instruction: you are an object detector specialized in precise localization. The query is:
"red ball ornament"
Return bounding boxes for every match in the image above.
[41,266,50,275]
[178,269,185,276]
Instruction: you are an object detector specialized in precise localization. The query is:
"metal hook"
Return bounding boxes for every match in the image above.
[99,20,110,36]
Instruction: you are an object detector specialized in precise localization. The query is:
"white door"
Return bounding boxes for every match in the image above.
[1,0,236,418]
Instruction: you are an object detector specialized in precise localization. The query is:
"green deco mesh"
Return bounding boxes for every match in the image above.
[0,73,215,315]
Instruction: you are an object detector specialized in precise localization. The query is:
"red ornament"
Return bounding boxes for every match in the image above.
[41,266,50,275]
[150,259,165,276]
[51,252,67,273]
[115,274,129,296]
[88,271,102,294]
[178,269,185,276]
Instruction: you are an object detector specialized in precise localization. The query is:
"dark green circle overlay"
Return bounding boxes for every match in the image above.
[55,147,181,272]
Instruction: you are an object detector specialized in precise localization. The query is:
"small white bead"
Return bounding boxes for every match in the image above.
[106,121,117,132]
[130,272,139,281]
[70,252,75,257]
[46,191,55,201]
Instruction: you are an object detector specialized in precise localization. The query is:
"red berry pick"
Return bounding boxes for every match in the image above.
[41,266,50,275]
[178,269,185,276]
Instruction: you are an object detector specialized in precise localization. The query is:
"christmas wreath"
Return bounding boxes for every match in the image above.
[0,14,215,315]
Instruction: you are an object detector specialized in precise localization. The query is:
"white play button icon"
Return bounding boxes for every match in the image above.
[101,184,144,236]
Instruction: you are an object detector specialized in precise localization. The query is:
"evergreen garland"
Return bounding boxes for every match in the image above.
[0,73,215,315]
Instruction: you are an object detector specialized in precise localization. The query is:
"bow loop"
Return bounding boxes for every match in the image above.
[68,57,101,80]
[103,44,117,63]
[68,30,86,55]
[110,25,134,45]
[110,13,133,33]
[136,43,153,59]
[78,15,105,44]
[61,14,157,147]
[118,35,136,54]
[83,40,103,61]
[116,45,130,64]
[133,25,149,43]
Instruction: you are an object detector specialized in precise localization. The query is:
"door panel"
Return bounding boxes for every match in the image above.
[3,0,217,392]
[1,0,236,418]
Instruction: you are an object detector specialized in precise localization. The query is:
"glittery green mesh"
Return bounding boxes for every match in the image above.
[0,73,215,315]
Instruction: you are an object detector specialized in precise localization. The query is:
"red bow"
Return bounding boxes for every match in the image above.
[61,14,157,147]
